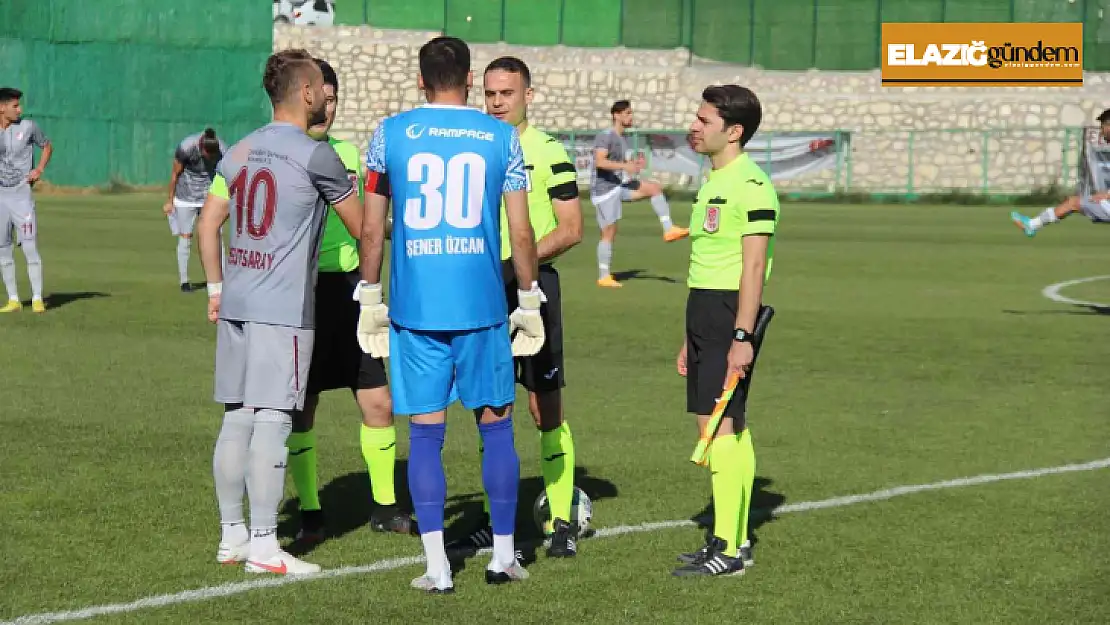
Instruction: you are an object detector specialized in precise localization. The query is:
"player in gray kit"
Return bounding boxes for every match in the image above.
[591,99,688,288]
[163,128,227,292]
[0,87,53,314]
[195,49,363,576]
[1010,109,1110,237]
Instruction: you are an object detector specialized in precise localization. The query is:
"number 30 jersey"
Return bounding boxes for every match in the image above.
[365,104,528,332]
[211,122,355,329]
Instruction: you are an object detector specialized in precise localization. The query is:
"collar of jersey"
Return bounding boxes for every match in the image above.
[419,104,472,110]
[709,151,751,179]
[267,121,304,132]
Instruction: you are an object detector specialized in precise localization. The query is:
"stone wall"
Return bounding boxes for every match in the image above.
[275,24,1110,194]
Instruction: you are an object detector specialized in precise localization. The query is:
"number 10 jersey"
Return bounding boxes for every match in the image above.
[365,104,528,332]
[212,122,356,329]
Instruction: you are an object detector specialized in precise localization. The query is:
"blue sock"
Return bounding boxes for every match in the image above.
[478,416,520,536]
[408,422,447,534]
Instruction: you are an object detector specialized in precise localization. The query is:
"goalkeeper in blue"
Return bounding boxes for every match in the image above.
[356,35,546,594]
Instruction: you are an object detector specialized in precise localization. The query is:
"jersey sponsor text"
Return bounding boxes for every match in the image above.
[227,247,275,271]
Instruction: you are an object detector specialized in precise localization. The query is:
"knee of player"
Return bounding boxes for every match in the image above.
[357,388,393,426]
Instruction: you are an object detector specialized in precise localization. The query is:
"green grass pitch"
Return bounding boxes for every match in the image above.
[1,194,1108,624]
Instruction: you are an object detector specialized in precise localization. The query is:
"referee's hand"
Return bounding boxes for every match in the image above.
[676,342,688,377]
[727,341,754,380]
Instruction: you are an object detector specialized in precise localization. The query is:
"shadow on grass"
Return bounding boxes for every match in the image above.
[38,291,110,310]
[443,466,619,573]
[687,475,788,555]
[1002,306,1110,316]
[612,269,680,284]
[277,462,619,563]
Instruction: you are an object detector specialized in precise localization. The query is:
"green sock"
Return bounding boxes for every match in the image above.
[737,428,756,546]
[287,430,320,512]
[540,422,576,525]
[360,424,397,506]
[708,433,743,557]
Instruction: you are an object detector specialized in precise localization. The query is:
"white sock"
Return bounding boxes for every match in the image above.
[420,530,449,579]
[177,237,191,284]
[650,194,673,230]
[597,240,613,280]
[1030,207,1059,229]
[491,534,516,570]
[21,239,43,301]
[249,527,280,559]
[0,245,17,301]
[221,522,249,546]
[246,409,292,560]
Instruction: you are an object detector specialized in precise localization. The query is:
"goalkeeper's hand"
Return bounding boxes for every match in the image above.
[354,281,390,358]
[509,282,546,357]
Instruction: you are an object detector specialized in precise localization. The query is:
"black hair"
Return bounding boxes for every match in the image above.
[418,37,471,93]
[0,87,22,104]
[701,85,761,147]
[262,48,317,105]
[611,100,631,116]
[200,128,222,158]
[316,58,339,94]
[484,56,531,88]
[1098,108,1110,123]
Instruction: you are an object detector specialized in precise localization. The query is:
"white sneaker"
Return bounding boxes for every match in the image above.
[244,550,321,576]
[411,567,454,594]
[216,541,250,565]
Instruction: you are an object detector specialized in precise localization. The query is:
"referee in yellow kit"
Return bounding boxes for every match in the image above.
[446,56,585,559]
[673,85,779,578]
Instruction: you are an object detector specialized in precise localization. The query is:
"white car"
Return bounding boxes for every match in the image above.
[273,0,335,26]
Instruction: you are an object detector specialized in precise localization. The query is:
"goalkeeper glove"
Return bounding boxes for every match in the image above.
[509,282,546,357]
[354,281,390,358]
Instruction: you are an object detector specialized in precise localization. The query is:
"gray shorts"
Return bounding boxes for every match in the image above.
[1079,197,1110,223]
[0,184,36,246]
[214,320,315,411]
[591,183,639,229]
[170,197,202,237]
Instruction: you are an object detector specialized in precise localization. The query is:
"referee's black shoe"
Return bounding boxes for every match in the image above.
[446,515,494,553]
[295,508,327,544]
[679,531,753,567]
[370,504,417,535]
[546,518,578,558]
[672,536,745,578]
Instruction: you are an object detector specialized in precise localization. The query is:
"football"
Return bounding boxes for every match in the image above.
[533,487,592,536]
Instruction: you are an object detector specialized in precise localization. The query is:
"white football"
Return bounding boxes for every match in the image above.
[533,487,592,536]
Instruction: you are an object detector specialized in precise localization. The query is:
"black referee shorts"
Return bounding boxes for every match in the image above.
[505,263,565,394]
[306,270,388,396]
[685,288,753,429]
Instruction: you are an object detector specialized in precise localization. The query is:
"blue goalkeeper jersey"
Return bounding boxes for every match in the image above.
[365,104,528,331]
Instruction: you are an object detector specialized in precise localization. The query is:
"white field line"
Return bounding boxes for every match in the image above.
[1041,275,1110,309]
[7,456,1110,625]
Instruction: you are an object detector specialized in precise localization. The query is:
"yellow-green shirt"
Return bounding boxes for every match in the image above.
[499,125,579,261]
[688,153,780,290]
[316,137,362,273]
[207,136,362,273]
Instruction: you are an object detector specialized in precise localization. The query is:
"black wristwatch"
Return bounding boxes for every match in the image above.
[733,328,753,343]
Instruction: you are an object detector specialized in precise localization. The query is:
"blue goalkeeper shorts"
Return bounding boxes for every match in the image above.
[388,322,515,415]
